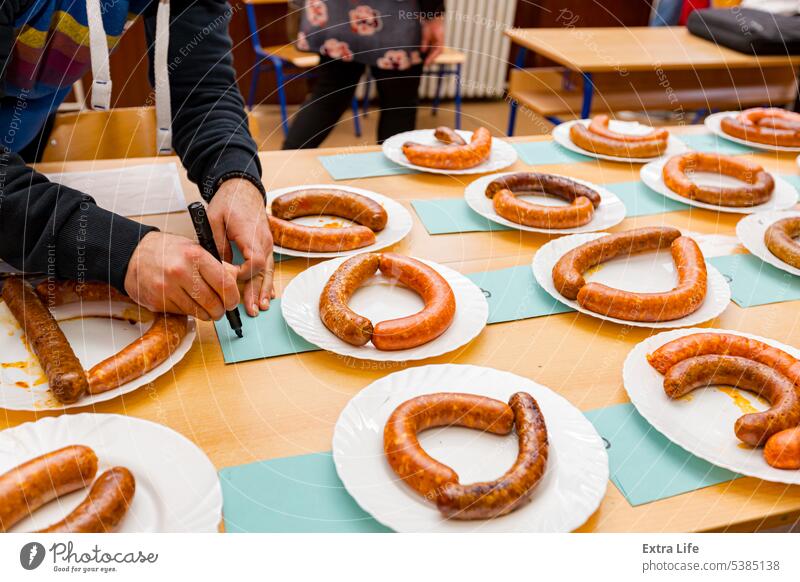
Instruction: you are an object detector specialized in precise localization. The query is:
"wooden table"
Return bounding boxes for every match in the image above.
[504,27,800,131]
[5,126,800,532]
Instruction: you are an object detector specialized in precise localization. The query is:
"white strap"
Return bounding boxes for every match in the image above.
[155,0,173,154]
[86,0,112,110]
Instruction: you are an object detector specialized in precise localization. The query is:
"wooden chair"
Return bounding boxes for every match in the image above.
[42,107,260,162]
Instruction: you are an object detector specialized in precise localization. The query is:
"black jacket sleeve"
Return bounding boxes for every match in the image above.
[0,150,157,289]
[143,0,264,201]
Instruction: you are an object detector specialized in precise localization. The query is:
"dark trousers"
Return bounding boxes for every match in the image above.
[283,57,423,149]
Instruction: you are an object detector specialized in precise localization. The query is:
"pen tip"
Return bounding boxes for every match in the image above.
[235,329,243,338]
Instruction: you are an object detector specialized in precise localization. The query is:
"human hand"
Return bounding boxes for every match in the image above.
[124,231,240,320]
[207,178,275,317]
[421,16,445,67]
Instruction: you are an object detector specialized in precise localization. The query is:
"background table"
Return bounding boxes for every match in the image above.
[3,125,800,532]
[504,27,800,130]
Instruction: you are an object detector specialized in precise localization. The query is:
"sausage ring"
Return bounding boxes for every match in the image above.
[720,108,800,147]
[433,126,466,145]
[319,252,456,351]
[662,152,774,207]
[646,332,800,387]
[268,189,388,253]
[384,392,548,519]
[0,445,98,532]
[402,127,492,170]
[764,216,800,269]
[32,280,189,395]
[37,467,136,533]
[551,227,707,322]
[663,355,800,446]
[569,114,669,158]
[485,172,601,229]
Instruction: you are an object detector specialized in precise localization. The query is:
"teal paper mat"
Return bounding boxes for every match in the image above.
[214,265,572,363]
[220,452,390,533]
[680,133,756,155]
[319,151,415,180]
[214,298,319,363]
[411,199,511,234]
[465,265,574,324]
[585,403,739,507]
[708,253,800,308]
[514,140,593,165]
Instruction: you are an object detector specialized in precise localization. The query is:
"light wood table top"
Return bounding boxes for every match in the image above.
[505,26,800,73]
[5,125,800,532]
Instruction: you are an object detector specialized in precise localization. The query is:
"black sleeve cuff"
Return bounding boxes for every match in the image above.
[200,148,265,203]
[55,198,158,292]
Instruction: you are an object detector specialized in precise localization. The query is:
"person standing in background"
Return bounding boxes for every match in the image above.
[283,0,445,149]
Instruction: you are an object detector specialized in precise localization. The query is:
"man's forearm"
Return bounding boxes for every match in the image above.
[0,149,156,289]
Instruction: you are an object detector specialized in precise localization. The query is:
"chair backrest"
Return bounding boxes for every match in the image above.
[42,107,260,162]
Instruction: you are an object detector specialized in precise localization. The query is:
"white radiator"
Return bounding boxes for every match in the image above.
[419,0,518,99]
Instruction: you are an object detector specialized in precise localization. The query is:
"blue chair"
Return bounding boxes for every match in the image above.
[244,1,362,137]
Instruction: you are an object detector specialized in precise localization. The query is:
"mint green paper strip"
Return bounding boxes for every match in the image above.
[779,173,800,192]
[708,254,800,308]
[411,199,511,235]
[466,265,574,323]
[680,133,756,155]
[319,151,415,180]
[220,452,391,533]
[585,403,739,507]
[214,298,319,363]
[605,181,690,217]
[514,141,593,165]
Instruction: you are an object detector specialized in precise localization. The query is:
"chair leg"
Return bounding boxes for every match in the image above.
[362,74,371,117]
[352,96,362,137]
[271,57,289,137]
[454,64,462,129]
[432,66,445,116]
[507,101,518,137]
[248,62,261,111]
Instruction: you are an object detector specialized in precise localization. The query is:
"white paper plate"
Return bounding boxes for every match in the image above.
[640,158,798,214]
[552,118,688,163]
[624,328,800,484]
[382,129,518,175]
[464,171,626,234]
[0,413,222,531]
[332,364,608,532]
[0,300,196,411]
[281,256,487,361]
[266,184,412,258]
[736,211,800,277]
[705,111,800,153]
[531,232,731,328]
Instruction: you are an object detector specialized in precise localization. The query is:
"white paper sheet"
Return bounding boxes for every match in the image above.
[45,163,187,217]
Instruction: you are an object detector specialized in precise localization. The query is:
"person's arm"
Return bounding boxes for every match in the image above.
[0,150,155,290]
[143,0,274,316]
[419,1,445,66]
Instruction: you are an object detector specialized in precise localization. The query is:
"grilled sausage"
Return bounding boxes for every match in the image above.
[402,127,492,170]
[437,392,549,520]
[270,189,388,232]
[37,467,135,533]
[485,172,602,207]
[434,126,466,145]
[663,355,800,446]
[764,427,800,470]
[384,393,515,500]
[765,216,800,269]
[0,445,98,532]
[269,215,376,253]
[720,108,800,148]
[2,278,89,403]
[372,253,456,351]
[569,115,668,158]
[319,253,381,346]
[662,152,774,207]
[552,227,682,300]
[575,236,707,322]
[647,333,800,386]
